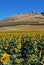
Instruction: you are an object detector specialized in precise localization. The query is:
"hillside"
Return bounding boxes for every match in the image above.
[0,11,44,31]
[0,11,44,27]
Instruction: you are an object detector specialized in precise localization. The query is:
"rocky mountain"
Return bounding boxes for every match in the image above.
[0,11,44,27]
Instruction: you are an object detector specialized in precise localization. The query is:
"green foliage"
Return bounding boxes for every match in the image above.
[0,33,44,65]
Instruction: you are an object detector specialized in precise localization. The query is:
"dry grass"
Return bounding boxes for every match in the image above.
[0,25,44,32]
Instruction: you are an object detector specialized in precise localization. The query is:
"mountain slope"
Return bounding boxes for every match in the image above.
[0,11,44,27]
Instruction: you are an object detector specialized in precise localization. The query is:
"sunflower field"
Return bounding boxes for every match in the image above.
[0,31,44,65]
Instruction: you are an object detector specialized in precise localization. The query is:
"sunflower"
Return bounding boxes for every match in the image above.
[14,48,19,53]
[39,50,42,56]
[15,38,19,43]
[28,54,35,61]
[15,59,21,64]
[30,54,35,59]
[1,53,10,64]
[34,41,37,45]
[35,48,38,52]
[17,43,21,49]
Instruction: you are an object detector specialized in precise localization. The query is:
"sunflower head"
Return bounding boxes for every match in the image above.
[14,48,19,53]
[17,43,21,49]
[15,59,21,64]
[1,53,10,64]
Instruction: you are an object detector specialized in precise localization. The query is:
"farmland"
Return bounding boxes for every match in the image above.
[0,25,44,32]
[0,31,44,65]
[0,11,44,65]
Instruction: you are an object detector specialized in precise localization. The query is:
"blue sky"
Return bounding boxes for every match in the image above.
[0,0,44,20]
